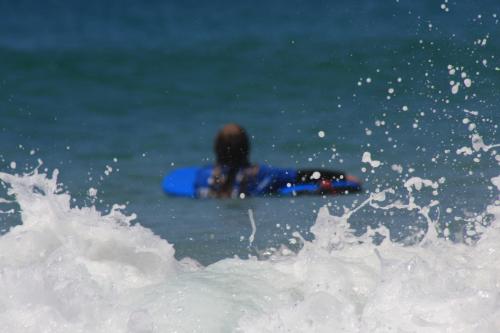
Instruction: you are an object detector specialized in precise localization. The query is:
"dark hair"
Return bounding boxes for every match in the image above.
[210,124,252,198]
[214,124,250,168]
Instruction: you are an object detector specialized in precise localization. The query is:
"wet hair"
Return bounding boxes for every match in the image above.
[214,124,250,168]
[210,124,252,198]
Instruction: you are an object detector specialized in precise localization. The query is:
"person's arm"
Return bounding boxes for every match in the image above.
[255,166,361,195]
[296,168,362,194]
[296,169,346,183]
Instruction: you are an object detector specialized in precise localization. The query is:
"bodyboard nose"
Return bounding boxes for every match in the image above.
[162,167,199,197]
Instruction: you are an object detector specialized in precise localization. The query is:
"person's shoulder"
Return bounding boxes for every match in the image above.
[254,164,296,178]
[256,164,294,173]
[199,165,214,172]
[194,165,215,182]
[255,163,271,172]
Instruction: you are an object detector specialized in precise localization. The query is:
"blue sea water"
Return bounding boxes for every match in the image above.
[1,0,499,265]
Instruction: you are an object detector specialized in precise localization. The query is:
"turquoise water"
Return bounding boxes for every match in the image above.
[1,0,499,264]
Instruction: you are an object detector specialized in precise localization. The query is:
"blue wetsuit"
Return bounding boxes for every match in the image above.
[194,165,297,198]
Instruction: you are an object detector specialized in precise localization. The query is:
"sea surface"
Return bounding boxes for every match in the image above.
[0,0,499,331]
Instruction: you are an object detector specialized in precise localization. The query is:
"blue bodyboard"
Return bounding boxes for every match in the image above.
[162,167,199,198]
[162,167,361,198]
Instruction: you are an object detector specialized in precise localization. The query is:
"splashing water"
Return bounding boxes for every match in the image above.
[0,151,499,333]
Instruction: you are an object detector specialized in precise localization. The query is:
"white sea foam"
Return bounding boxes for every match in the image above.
[0,164,499,332]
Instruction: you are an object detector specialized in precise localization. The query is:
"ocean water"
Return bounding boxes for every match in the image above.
[0,0,500,331]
